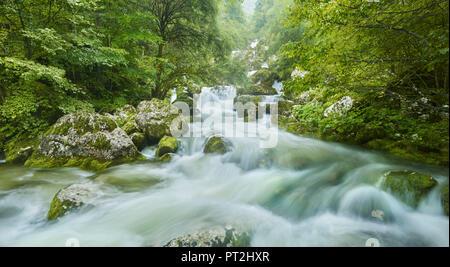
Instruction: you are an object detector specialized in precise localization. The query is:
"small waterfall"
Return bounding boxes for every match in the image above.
[170,89,177,104]
[272,80,283,95]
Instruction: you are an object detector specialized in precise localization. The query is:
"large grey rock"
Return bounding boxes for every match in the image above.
[324,96,354,118]
[47,183,99,220]
[25,111,143,171]
[165,226,251,247]
[113,104,137,127]
[135,99,180,142]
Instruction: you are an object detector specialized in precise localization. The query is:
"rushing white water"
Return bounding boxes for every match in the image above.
[247,70,257,77]
[170,89,177,104]
[272,80,283,95]
[0,86,448,247]
[250,40,259,49]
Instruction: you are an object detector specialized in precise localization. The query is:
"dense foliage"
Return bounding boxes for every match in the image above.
[244,0,449,165]
[0,0,240,153]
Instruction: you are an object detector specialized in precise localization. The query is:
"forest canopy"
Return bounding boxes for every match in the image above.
[0,0,247,152]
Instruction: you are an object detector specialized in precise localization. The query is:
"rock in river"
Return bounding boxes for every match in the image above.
[203,136,230,155]
[25,111,143,172]
[164,226,251,247]
[47,183,98,220]
[135,99,181,142]
[382,170,438,208]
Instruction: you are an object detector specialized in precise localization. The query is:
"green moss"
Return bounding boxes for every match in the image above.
[282,97,449,167]
[229,232,251,247]
[441,185,449,216]
[355,126,386,144]
[25,153,144,172]
[64,157,112,172]
[204,136,228,154]
[383,170,438,208]
[5,137,38,164]
[91,135,112,150]
[122,121,139,135]
[156,136,179,157]
[131,132,146,150]
[47,190,78,220]
[47,111,117,137]
[158,153,173,163]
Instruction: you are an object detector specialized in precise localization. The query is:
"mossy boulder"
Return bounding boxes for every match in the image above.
[164,226,251,247]
[130,132,146,150]
[441,185,449,216]
[252,69,278,88]
[382,170,438,208]
[25,111,143,172]
[156,136,179,158]
[47,183,98,220]
[111,104,137,127]
[5,138,37,164]
[135,99,180,142]
[158,153,176,163]
[203,136,230,155]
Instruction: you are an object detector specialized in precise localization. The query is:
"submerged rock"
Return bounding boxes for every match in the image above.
[441,185,449,216]
[203,136,230,155]
[324,96,354,118]
[135,99,180,142]
[156,136,179,158]
[164,226,251,247]
[25,111,143,172]
[382,170,438,208]
[47,183,98,220]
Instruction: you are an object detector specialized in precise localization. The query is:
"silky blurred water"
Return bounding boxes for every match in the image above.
[0,86,448,247]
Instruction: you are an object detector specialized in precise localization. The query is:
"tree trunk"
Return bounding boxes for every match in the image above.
[155,43,165,99]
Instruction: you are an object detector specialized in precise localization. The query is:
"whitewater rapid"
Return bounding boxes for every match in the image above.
[0,86,448,247]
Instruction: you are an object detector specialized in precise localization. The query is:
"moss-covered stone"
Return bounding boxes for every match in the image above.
[131,132,146,150]
[135,99,180,142]
[25,155,112,172]
[382,170,438,208]
[156,136,179,157]
[164,227,251,247]
[25,111,143,172]
[158,153,174,163]
[441,185,449,216]
[203,136,229,154]
[113,104,137,127]
[121,121,140,135]
[47,183,97,220]
[5,137,37,164]
[47,111,117,137]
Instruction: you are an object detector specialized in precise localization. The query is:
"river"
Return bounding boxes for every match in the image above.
[0,85,448,247]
